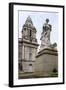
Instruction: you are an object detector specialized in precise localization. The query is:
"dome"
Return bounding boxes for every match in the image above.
[23,16,36,32]
[25,16,33,26]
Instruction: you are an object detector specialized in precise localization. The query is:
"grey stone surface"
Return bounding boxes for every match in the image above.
[35,48,58,76]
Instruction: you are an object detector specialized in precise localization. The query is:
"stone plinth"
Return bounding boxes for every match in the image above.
[35,48,58,77]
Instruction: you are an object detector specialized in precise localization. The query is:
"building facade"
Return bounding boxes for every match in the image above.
[18,16,39,73]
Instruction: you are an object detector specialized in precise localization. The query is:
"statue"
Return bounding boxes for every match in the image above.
[43,19,51,41]
[40,18,57,50]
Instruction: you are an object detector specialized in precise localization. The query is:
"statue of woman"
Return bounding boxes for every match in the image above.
[43,19,52,41]
[43,19,51,46]
[40,19,52,48]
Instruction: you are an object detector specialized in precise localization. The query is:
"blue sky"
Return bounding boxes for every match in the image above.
[18,10,58,46]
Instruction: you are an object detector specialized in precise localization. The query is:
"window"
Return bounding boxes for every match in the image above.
[30,30,32,37]
[18,45,22,59]
[18,63,22,71]
[29,53,32,60]
[29,48,32,60]
[29,64,32,66]
[24,27,26,30]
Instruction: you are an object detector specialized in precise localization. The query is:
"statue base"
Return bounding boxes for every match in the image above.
[35,47,58,77]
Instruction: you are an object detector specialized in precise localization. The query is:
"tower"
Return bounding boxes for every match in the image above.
[18,16,39,74]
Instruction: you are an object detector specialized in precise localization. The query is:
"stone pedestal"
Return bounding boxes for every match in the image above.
[35,48,58,77]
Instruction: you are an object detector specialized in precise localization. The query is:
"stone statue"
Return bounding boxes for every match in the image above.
[40,19,51,48]
[43,19,51,41]
[40,18,57,50]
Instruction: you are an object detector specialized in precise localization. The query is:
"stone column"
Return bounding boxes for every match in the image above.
[22,45,24,60]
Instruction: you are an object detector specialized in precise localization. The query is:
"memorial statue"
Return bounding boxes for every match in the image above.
[40,18,57,50]
[43,19,51,45]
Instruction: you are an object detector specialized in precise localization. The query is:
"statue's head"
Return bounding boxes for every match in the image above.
[46,18,49,23]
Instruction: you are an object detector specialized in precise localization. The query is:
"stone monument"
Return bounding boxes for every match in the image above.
[35,19,58,77]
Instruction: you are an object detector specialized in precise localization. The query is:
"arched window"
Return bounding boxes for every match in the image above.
[30,30,32,37]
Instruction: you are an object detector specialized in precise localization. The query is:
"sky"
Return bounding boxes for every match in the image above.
[18,10,58,47]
